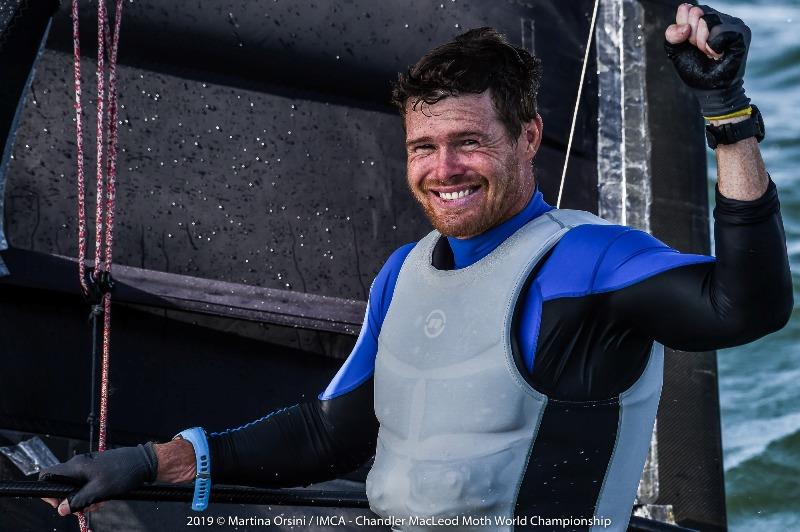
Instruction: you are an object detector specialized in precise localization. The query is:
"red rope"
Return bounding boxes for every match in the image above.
[77,512,89,531]
[103,0,123,275]
[72,0,87,297]
[93,0,106,279]
[71,1,125,529]
[71,0,90,526]
[97,2,124,456]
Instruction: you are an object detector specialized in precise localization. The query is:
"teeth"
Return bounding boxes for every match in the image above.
[439,188,476,200]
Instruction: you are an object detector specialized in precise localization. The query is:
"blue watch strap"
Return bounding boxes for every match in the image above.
[177,427,211,511]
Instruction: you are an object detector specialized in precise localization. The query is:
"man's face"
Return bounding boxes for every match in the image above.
[404,91,541,239]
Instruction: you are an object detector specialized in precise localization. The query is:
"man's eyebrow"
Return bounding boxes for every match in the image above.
[405,131,488,147]
[405,136,434,147]
[452,130,488,138]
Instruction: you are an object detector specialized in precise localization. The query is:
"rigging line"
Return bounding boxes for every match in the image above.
[71,1,125,529]
[557,0,601,209]
[88,304,101,452]
[103,0,123,274]
[97,0,124,456]
[72,0,87,296]
[618,0,627,227]
[71,2,90,527]
[93,0,106,277]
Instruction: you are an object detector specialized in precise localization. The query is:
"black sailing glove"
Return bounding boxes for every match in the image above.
[38,443,158,512]
[664,5,751,118]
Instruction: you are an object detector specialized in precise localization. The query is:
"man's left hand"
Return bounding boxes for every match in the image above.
[664,3,752,118]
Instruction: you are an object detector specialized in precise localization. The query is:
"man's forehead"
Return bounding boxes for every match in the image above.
[404,92,500,137]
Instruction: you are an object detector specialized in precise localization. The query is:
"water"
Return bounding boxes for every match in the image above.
[709,2,800,530]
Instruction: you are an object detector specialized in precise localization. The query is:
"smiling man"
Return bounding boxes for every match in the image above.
[41,5,792,532]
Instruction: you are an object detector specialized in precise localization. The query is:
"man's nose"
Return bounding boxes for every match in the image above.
[432,147,466,182]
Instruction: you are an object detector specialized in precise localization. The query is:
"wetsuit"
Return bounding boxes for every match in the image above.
[207,181,791,529]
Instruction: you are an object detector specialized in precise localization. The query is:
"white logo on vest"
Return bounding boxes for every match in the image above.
[424,309,446,338]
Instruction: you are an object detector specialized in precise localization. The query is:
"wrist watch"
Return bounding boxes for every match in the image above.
[176,427,211,512]
[705,105,765,149]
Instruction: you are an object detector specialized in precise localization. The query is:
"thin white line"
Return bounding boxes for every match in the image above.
[557,0,602,209]
[619,0,628,226]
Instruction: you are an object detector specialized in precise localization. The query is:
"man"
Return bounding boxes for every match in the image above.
[42,4,792,531]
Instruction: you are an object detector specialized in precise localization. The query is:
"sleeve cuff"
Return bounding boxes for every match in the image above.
[714,177,779,225]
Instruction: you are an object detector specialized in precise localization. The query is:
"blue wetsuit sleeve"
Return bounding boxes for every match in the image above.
[207,243,415,487]
[518,224,715,374]
[591,228,715,293]
[606,179,793,350]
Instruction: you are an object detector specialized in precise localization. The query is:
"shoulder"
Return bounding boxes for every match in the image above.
[318,242,416,401]
[369,242,416,309]
[537,223,714,300]
[365,242,418,330]
[379,242,417,277]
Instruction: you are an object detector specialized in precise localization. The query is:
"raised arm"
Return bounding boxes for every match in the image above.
[604,4,792,350]
[606,180,791,351]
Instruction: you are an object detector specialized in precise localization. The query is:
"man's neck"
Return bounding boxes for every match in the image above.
[445,187,553,269]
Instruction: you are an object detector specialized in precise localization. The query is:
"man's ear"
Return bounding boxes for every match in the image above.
[522,114,543,160]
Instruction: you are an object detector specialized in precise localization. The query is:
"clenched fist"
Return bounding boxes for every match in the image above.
[664,3,751,118]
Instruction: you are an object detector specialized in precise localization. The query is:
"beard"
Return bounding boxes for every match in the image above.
[410,155,529,238]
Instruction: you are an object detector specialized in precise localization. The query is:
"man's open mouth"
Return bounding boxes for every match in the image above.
[432,186,481,201]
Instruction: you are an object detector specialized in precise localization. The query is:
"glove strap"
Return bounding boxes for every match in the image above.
[176,427,211,512]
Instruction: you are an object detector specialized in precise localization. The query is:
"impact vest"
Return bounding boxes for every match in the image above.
[366,209,665,532]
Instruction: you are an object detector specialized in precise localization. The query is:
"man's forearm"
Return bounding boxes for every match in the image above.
[712,115,769,200]
[208,385,378,488]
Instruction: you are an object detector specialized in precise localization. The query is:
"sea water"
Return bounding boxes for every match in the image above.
[711,2,800,530]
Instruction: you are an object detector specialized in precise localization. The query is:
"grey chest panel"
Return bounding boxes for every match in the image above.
[367,210,608,530]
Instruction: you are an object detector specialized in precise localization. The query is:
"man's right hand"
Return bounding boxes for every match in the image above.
[39,443,158,515]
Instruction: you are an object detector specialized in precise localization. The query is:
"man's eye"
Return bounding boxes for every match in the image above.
[462,139,478,146]
[414,144,435,153]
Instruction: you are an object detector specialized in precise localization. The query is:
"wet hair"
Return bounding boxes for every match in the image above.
[391,27,543,141]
